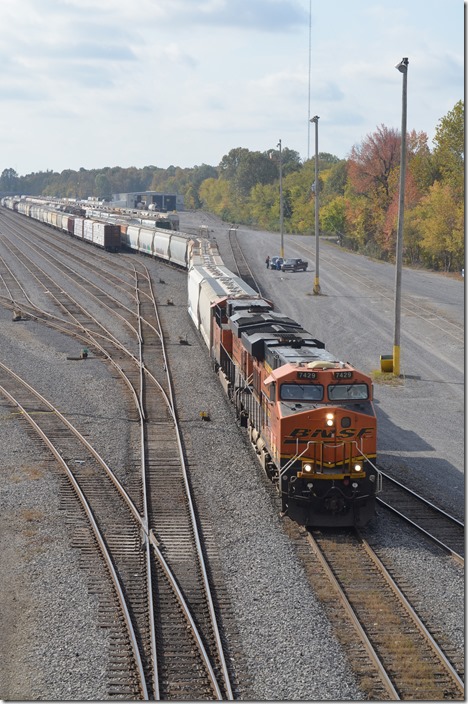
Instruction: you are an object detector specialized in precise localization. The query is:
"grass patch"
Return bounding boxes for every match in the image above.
[371,370,404,386]
[20,508,44,522]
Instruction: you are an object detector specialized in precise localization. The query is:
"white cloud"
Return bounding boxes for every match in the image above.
[0,0,463,174]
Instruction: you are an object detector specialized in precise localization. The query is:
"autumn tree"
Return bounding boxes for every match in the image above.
[348,125,401,205]
[381,169,423,260]
[413,180,464,271]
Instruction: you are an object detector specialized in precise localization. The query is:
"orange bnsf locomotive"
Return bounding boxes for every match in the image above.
[188,261,381,528]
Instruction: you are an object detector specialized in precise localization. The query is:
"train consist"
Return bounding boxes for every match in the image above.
[1,195,381,527]
[2,196,187,257]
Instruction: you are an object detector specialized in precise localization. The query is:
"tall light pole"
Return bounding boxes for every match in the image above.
[278,139,284,258]
[307,0,312,159]
[310,116,320,294]
[393,58,409,377]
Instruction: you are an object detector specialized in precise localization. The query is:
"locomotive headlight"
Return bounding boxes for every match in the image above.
[303,463,313,473]
[325,412,335,427]
[354,463,362,472]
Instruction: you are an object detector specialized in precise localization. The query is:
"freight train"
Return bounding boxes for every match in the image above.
[1,195,381,527]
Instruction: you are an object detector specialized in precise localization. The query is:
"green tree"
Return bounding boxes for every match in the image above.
[219,147,277,198]
[95,173,112,200]
[248,182,278,230]
[0,168,19,193]
[321,160,347,198]
[199,177,234,220]
[320,195,347,241]
[407,131,434,194]
[432,100,464,195]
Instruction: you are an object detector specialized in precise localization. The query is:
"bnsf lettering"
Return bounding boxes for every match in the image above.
[289,428,310,438]
[286,427,374,443]
[311,429,334,438]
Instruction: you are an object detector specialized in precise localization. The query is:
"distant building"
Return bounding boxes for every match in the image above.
[111,191,183,211]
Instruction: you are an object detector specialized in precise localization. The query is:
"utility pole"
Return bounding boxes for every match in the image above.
[278,139,284,259]
[393,58,409,376]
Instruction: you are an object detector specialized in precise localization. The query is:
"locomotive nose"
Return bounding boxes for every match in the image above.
[325,493,346,513]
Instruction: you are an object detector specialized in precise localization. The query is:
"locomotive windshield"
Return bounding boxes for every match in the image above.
[280,383,324,401]
[328,383,368,400]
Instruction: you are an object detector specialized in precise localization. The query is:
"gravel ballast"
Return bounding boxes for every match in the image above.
[0,219,464,701]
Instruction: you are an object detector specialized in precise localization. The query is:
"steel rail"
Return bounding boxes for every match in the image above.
[306,532,400,700]
[3,236,163,401]
[133,267,160,697]
[11,215,137,291]
[379,471,464,526]
[228,228,261,293]
[2,233,141,341]
[358,532,465,693]
[142,262,234,700]
[0,379,149,700]
[13,251,143,375]
[377,498,464,564]
[0,360,224,699]
[377,471,464,563]
[1,229,230,699]
[0,255,31,303]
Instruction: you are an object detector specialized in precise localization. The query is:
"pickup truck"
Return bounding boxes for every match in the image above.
[281,258,308,272]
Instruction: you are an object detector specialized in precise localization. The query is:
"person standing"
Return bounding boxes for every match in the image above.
[265,255,270,269]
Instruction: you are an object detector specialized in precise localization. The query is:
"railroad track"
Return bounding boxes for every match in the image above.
[1,208,137,296]
[0,361,148,698]
[377,471,464,562]
[307,529,464,700]
[0,360,228,699]
[227,228,260,293]
[135,264,234,699]
[2,209,463,700]
[0,218,236,699]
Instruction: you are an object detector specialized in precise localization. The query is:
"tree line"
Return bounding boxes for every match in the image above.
[0,100,463,273]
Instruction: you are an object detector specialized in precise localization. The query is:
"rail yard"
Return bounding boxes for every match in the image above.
[0,203,464,700]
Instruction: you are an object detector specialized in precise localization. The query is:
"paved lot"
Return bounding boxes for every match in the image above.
[180,211,465,519]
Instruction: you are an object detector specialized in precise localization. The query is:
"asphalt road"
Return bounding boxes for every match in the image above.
[179,211,465,520]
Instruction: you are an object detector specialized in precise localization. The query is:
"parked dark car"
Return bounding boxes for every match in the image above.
[270,256,284,270]
[281,258,308,272]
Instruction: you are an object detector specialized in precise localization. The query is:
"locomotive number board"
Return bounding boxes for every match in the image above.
[297,371,317,379]
[333,371,353,379]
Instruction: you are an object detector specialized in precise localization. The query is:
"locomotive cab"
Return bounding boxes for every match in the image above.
[262,361,380,527]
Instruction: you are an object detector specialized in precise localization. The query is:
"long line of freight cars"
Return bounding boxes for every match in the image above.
[1,196,189,262]
[1,193,381,528]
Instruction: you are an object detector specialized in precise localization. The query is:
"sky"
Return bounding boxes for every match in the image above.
[0,0,464,176]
